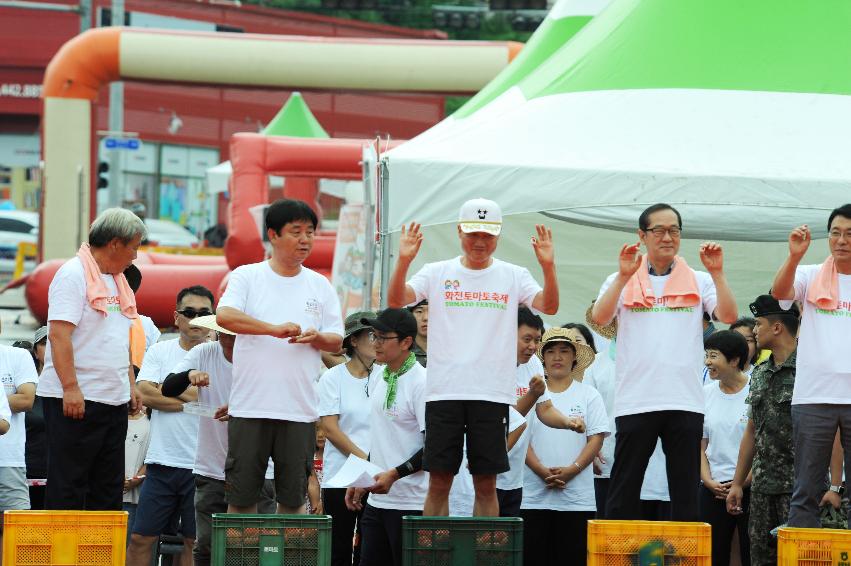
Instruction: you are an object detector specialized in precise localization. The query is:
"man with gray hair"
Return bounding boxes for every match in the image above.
[37,207,146,510]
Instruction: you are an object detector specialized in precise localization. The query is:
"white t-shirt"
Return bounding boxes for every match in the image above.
[140,315,161,350]
[171,342,274,481]
[218,261,344,421]
[318,363,372,487]
[703,380,750,483]
[38,257,134,405]
[641,441,670,502]
[598,269,718,417]
[497,357,551,491]
[0,345,38,467]
[138,339,199,470]
[0,389,10,428]
[521,380,609,512]
[408,257,541,404]
[124,416,151,504]
[584,352,616,478]
[366,362,428,511]
[787,265,851,404]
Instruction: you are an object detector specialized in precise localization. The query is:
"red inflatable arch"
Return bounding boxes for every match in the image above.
[225,133,378,271]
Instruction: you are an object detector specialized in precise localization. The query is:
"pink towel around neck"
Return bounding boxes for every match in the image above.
[76,243,138,319]
[806,256,840,310]
[622,255,700,309]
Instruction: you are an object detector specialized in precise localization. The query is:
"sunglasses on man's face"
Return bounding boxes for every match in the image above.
[177,308,214,319]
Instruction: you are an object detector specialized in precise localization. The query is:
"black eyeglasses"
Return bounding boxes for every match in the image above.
[177,308,214,319]
[372,334,400,345]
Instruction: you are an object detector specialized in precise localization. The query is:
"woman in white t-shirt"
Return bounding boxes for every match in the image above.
[521,328,609,566]
[701,330,751,566]
[318,312,376,566]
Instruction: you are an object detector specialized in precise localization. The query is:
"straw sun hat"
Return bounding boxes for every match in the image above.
[537,327,596,378]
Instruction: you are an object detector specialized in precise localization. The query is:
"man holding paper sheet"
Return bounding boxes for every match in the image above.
[127,286,214,566]
[344,308,427,566]
[161,315,276,566]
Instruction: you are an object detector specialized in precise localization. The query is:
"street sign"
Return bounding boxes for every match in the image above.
[104,137,141,150]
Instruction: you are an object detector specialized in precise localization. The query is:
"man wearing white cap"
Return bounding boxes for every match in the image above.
[388,198,562,517]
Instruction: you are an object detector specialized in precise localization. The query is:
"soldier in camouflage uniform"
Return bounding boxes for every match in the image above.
[727,295,800,566]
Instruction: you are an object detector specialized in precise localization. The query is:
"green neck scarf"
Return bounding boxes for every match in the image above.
[383,352,416,410]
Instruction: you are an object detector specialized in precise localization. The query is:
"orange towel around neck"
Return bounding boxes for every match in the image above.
[806,256,840,310]
[622,255,700,309]
[76,243,138,319]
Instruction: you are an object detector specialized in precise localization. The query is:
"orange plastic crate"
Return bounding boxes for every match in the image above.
[587,520,711,565]
[2,510,127,566]
[777,527,851,565]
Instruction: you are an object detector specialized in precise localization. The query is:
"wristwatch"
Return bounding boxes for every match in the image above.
[829,485,846,495]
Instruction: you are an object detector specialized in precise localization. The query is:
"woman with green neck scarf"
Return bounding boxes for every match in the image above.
[344,308,427,566]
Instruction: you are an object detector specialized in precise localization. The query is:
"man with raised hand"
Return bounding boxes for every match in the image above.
[771,204,851,528]
[387,197,562,517]
[591,203,737,521]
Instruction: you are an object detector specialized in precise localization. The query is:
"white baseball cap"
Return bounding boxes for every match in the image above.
[458,198,502,236]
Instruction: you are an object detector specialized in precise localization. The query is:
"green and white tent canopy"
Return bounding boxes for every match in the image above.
[387,0,851,243]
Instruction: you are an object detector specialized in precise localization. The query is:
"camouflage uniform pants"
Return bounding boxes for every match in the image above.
[749,491,791,566]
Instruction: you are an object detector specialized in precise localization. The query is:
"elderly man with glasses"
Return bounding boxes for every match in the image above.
[591,203,738,521]
[126,285,215,566]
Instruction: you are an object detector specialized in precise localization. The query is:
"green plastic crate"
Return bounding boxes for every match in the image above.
[402,516,523,566]
[211,514,331,566]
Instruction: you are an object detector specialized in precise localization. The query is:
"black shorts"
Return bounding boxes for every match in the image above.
[423,400,509,476]
[225,417,315,509]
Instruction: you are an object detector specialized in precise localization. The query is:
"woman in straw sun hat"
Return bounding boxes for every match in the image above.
[520,328,611,566]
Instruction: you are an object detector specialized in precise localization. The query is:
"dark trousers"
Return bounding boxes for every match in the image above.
[699,485,750,566]
[520,509,594,566]
[789,404,851,527]
[496,488,522,518]
[359,504,421,566]
[594,478,610,519]
[41,396,127,510]
[323,488,365,566]
[606,410,703,521]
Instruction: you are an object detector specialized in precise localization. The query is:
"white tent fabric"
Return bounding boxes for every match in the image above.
[206,160,232,194]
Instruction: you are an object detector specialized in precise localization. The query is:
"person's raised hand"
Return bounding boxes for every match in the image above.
[788,225,812,260]
[271,322,301,340]
[618,243,642,278]
[189,370,210,387]
[399,222,423,263]
[699,242,725,275]
[726,484,744,515]
[63,384,85,420]
[531,224,555,267]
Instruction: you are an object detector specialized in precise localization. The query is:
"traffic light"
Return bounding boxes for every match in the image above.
[97,161,109,189]
[489,0,546,9]
[432,5,485,30]
[510,10,546,31]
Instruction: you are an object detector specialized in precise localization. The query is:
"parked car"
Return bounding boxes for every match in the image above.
[0,210,38,273]
[143,218,201,248]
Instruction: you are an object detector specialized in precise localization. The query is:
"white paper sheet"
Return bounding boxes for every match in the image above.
[323,454,385,489]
